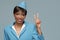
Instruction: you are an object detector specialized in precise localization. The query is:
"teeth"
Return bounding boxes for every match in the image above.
[19,20,22,21]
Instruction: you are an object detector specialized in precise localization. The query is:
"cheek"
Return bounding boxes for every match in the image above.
[22,16,26,20]
[23,16,26,19]
[14,15,19,20]
[14,15,26,20]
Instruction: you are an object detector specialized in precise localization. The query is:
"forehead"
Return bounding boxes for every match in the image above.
[16,10,25,14]
[13,6,27,15]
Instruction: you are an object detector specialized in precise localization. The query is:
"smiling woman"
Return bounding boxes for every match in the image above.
[4,1,44,40]
[13,6,27,24]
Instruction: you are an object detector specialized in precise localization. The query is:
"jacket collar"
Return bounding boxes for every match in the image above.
[10,21,28,38]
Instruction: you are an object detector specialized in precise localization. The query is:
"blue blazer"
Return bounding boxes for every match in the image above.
[4,21,44,40]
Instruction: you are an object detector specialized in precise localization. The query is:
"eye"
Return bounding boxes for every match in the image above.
[15,13,19,15]
[21,14,25,16]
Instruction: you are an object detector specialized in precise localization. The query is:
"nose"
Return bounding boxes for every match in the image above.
[18,14,23,19]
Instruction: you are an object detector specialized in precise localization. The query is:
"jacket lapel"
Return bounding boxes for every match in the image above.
[10,22,27,38]
[10,23,18,39]
[20,26,26,37]
[11,27,18,39]
[19,22,27,37]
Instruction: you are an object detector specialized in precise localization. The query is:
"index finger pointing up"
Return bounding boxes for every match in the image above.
[34,13,39,20]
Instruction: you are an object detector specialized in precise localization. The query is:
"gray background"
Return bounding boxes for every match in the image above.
[0,0,60,40]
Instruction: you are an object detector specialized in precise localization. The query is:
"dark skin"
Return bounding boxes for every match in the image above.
[14,10,26,35]
[14,10,42,35]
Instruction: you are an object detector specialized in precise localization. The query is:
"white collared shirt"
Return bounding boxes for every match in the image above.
[12,24,25,38]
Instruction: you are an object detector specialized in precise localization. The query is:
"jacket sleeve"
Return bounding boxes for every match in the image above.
[32,26,44,40]
[4,28,9,40]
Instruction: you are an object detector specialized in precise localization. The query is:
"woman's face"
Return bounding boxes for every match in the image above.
[14,10,26,24]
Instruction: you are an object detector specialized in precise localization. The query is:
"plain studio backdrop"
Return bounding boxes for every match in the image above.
[0,0,60,40]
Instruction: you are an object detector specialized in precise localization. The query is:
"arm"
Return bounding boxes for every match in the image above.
[32,26,44,40]
[33,13,44,40]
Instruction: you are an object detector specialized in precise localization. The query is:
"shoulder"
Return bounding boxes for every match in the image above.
[25,21,36,29]
[4,24,13,32]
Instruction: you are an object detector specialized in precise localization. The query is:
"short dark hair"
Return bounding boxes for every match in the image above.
[13,6,27,15]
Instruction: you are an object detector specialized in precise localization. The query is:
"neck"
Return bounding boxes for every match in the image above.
[14,22,24,28]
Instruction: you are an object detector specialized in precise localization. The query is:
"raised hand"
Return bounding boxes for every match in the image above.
[34,13,42,35]
[34,13,41,28]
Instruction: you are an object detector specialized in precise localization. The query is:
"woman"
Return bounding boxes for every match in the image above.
[4,1,44,40]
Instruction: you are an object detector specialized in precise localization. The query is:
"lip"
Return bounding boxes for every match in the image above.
[18,19,22,21]
[16,18,24,23]
[17,20,23,23]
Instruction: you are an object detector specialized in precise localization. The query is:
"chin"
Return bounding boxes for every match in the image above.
[17,21,23,24]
